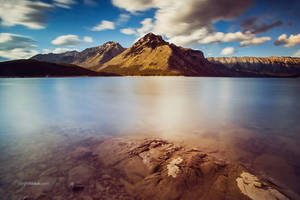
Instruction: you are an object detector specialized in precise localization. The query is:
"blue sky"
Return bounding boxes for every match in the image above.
[0,0,300,61]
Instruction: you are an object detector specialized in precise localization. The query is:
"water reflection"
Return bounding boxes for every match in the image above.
[0,77,300,194]
[0,79,45,135]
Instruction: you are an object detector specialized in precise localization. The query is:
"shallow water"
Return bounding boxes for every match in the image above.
[0,77,300,196]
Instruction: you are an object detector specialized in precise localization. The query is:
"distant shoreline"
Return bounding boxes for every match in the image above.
[1,75,299,78]
[1,59,299,78]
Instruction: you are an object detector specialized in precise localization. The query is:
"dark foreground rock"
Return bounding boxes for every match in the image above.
[0,59,118,77]
[3,137,296,200]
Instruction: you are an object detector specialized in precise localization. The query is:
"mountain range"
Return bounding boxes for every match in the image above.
[97,33,230,76]
[1,33,299,77]
[31,41,125,69]
[208,56,300,77]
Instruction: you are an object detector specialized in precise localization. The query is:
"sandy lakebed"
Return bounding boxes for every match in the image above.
[1,135,299,200]
[1,78,300,200]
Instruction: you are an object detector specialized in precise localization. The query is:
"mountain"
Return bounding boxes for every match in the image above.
[208,57,300,77]
[31,51,80,64]
[96,33,233,76]
[31,41,125,69]
[19,33,300,77]
[0,59,116,77]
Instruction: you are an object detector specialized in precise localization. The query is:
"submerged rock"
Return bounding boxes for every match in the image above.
[236,172,288,200]
[167,157,183,178]
[71,146,93,159]
[91,138,294,200]
[69,182,84,192]
[68,164,95,187]
[7,137,294,200]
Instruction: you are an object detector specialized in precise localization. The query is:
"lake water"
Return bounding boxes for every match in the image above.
[0,77,300,196]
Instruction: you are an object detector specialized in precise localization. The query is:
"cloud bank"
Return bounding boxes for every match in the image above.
[0,0,53,29]
[51,35,93,46]
[53,0,76,9]
[0,33,38,59]
[83,36,93,43]
[137,18,154,36]
[239,36,271,47]
[221,47,236,55]
[43,48,77,54]
[169,30,271,47]
[114,0,258,47]
[92,20,115,31]
[120,28,136,35]
[52,35,81,46]
[274,33,300,47]
[117,14,130,25]
[0,0,78,29]
[241,17,283,34]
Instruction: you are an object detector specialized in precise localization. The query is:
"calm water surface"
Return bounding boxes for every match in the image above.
[0,77,300,194]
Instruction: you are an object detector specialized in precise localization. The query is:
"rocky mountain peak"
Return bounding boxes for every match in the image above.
[78,41,122,55]
[143,32,164,40]
[134,32,168,48]
[103,41,119,47]
[98,32,221,76]
[123,33,168,58]
[104,41,116,44]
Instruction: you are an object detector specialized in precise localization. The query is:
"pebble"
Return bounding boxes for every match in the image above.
[69,182,84,192]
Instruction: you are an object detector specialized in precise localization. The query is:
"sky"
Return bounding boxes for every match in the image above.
[0,0,300,61]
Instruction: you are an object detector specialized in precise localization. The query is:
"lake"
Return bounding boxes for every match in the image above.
[0,77,300,197]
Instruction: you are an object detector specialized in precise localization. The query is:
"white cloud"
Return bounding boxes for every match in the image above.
[52,48,74,54]
[293,49,300,57]
[0,48,38,60]
[198,31,253,44]
[83,36,93,43]
[83,0,97,6]
[221,47,235,55]
[240,36,271,47]
[42,49,52,54]
[52,35,82,46]
[168,28,209,46]
[53,0,76,9]
[92,20,115,31]
[137,18,154,36]
[51,35,93,46]
[110,0,273,48]
[112,0,252,37]
[274,33,300,47]
[120,18,154,37]
[41,48,75,54]
[117,14,130,25]
[0,0,53,29]
[187,31,270,47]
[120,18,153,37]
[0,33,36,50]
[170,29,270,48]
[120,28,136,35]
[111,0,154,13]
[0,33,38,60]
